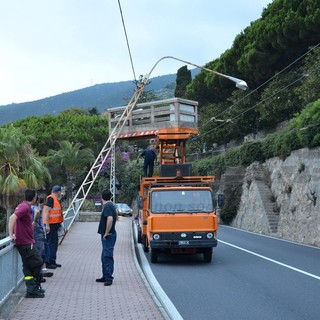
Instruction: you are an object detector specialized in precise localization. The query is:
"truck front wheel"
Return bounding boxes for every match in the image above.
[142,235,149,252]
[137,227,142,244]
[203,248,212,263]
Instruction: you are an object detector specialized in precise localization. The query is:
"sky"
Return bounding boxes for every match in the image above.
[0,0,272,106]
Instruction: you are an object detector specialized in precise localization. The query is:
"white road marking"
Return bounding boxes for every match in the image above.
[219,240,320,281]
[220,225,320,250]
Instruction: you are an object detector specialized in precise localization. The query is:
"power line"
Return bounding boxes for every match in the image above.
[117,0,137,84]
[200,42,320,136]
[201,61,320,137]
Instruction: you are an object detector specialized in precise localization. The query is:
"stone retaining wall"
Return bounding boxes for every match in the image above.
[231,147,320,247]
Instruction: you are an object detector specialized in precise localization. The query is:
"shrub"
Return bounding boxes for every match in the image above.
[193,102,320,179]
[220,185,242,224]
[289,99,320,148]
[239,141,265,165]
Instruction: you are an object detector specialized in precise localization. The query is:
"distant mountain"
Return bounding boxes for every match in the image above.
[0,69,200,125]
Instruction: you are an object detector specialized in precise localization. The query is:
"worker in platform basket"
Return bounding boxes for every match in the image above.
[137,145,157,177]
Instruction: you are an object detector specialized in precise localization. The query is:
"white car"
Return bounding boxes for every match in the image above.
[114,203,133,216]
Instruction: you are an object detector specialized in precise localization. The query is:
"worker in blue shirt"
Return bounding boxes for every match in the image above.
[137,145,157,177]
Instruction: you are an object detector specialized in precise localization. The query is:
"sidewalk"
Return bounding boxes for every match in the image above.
[7,217,167,320]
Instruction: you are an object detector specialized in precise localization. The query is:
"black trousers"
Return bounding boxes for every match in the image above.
[16,244,43,280]
[143,162,154,177]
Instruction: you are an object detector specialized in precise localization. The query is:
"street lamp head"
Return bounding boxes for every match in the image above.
[223,75,248,90]
[235,80,249,90]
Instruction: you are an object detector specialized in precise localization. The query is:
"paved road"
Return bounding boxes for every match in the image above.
[145,225,320,320]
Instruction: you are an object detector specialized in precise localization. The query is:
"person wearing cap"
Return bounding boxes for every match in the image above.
[43,185,64,269]
[31,195,54,279]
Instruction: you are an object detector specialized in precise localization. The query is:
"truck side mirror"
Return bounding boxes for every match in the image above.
[217,194,224,208]
[137,196,143,209]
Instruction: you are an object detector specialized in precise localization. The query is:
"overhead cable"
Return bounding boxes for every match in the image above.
[117,0,137,84]
[201,62,320,137]
[200,42,320,135]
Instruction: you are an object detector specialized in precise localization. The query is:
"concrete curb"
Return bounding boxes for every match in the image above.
[131,220,183,320]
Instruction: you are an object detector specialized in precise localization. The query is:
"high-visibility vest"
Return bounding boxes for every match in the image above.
[47,194,64,224]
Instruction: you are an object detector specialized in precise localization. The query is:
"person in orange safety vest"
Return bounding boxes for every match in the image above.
[43,185,64,269]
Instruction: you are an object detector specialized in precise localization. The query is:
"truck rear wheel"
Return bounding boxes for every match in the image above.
[142,235,149,252]
[203,248,212,263]
[151,248,158,263]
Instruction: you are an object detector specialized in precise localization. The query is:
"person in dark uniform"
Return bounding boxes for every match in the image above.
[8,189,45,298]
[96,189,117,286]
[137,146,157,177]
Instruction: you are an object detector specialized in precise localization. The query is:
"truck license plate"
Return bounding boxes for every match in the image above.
[179,240,189,245]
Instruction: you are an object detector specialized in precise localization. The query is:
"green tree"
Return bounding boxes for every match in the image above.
[294,46,320,105]
[0,125,51,237]
[61,108,89,115]
[0,124,51,195]
[89,143,133,202]
[198,101,231,147]
[186,58,232,107]
[48,141,95,200]
[134,75,157,103]
[175,66,192,98]
[13,113,109,156]
[187,0,320,109]
[116,160,141,205]
[88,107,99,116]
[257,70,303,129]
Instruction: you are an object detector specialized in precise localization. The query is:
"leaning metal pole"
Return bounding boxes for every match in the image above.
[59,78,150,243]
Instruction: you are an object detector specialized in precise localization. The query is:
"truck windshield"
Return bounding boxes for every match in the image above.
[151,190,213,213]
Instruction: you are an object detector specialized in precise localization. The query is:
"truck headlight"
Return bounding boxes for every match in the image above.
[153,234,160,240]
[206,233,213,239]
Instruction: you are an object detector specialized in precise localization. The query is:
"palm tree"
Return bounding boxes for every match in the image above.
[0,124,51,194]
[0,124,51,235]
[48,141,95,200]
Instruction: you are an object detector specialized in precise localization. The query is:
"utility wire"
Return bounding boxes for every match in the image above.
[201,62,320,137]
[117,0,137,84]
[200,41,320,130]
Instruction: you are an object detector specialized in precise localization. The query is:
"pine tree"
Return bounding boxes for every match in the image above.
[175,66,192,98]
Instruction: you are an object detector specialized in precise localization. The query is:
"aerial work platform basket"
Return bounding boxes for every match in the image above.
[107,97,199,164]
[108,97,199,139]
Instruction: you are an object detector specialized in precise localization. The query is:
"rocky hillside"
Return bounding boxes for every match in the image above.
[231,147,320,247]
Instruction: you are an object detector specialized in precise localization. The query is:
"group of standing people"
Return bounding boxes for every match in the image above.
[7,147,158,299]
[7,145,157,298]
[8,185,119,297]
[8,185,64,298]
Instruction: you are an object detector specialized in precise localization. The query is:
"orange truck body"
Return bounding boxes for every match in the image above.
[108,98,218,262]
[137,174,218,263]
